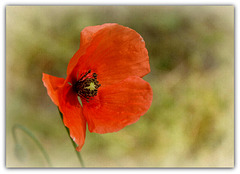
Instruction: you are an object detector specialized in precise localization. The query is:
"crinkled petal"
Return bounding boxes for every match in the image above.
[58,83,86,151]
[68,23,150,86]
[83,76,153,133]
[42,73,65,106]
[67,23,115,76]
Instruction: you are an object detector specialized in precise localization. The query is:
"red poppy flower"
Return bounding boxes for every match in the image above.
[42,23,153,151]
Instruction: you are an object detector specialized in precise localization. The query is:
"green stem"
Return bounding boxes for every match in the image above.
[58,108,85,167]
[12,124,52,167]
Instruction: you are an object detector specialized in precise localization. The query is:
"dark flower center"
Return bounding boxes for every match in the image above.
[73,70,101,102]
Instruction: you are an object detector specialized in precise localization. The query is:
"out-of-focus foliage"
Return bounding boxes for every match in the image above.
[6,6,234,167]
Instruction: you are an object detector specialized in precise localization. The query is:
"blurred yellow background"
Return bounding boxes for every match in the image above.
[6,6,234,167]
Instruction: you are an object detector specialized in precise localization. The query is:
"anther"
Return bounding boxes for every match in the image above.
[93,73,97,79]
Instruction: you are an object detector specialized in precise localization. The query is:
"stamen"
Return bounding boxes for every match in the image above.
[79,70,91,81]
[73,69,101,103]
[93,73,97,79]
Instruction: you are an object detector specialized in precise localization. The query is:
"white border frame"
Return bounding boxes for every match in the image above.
[1,0,238,174]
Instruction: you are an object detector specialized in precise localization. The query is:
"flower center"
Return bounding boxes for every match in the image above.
[73,70,101,102]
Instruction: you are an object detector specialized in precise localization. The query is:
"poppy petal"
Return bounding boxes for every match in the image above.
[69,23,150,86]
[58,84,86,151]
[42,73,65,106]
[83,76,153,134]
[66,23,115,76]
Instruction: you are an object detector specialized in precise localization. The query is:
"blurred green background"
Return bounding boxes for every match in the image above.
[6,6,234,167]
